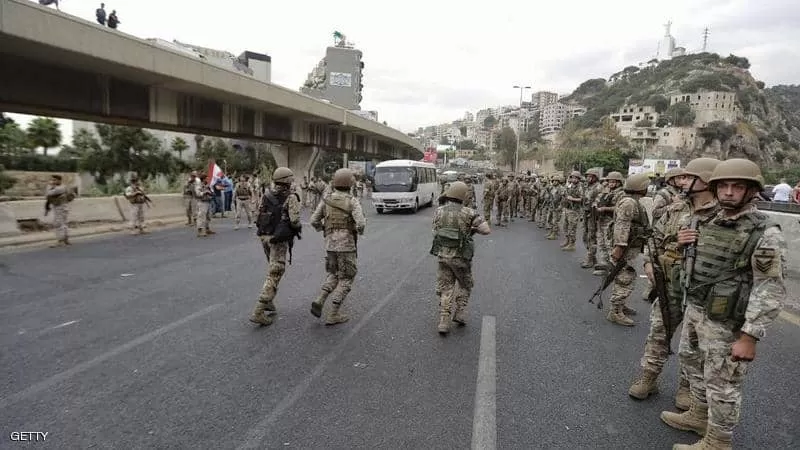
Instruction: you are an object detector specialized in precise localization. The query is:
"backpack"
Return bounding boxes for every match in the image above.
[256,191,301,242]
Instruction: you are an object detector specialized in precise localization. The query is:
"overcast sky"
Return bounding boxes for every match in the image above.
[8,0,800,143]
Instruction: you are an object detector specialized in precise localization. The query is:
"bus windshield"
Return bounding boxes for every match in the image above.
[373,167,416,192]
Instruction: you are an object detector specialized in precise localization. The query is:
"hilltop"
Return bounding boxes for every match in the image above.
[561,53,800,164]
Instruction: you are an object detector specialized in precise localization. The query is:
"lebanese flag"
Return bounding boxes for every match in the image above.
[208,161,224,187]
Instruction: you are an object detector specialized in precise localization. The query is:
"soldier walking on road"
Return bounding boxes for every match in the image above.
[660,159,787,450]
[482,173,496,222]
[194,173,215,237]
[606,173,650,326]
[430,181,491,335]
[45,174,74,247]
[309,169,366,325]
[629,158,721,410]
[183,171,198,226]
[250,167,302,326]
[495,178,509,227]
[234,175,255,230]
[561,171,583,251]
[124,175,149,235]
[580,169,602,268]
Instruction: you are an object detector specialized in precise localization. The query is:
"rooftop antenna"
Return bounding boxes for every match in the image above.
[702,27,710,52]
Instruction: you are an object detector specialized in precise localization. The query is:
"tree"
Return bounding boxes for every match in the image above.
[662,102,696,126]
[459,126,467,137]
[698,121,737,148]
[171,136,189,160]
[459,139,476,150]
[635,119,653,127]
[0,164,16,194]
[645,94,670,113]
[496,127,518,168]
[0,120,30,158]
[26,117,62,157]
[439,137,451,145]
[483,115,497,129]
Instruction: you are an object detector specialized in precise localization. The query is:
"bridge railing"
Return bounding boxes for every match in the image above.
[755,201,800,214]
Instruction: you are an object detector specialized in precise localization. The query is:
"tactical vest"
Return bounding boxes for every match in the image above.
[183,182,194,197]
[256,190,289,236]
[686,211,774,325]
[49,191,67,206]
[430,204,475,260]
[484,181,496,197]
[236,183,251,199]
[620,195,650,250]
[323,195,355,234]
[565,184,582,210]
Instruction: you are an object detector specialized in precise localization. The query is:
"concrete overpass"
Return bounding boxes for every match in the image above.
[0,0,423,177]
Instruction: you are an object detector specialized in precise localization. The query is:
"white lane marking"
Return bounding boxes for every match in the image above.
[236,252,428,450]
[471,315,497,450]
[50,320,80,330]
[0,303,224,409]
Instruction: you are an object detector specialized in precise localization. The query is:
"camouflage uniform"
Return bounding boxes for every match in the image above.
[495,179,509,226]
[482,176,496,222]
[183,177,197,226]
[310,182,366,325]
[464,179,477,209]
[546,177,565,240]
[45,183,70,246]
[607,191,649,326]
[431,183,491,334]
[537,180,550,228]
[561,172,583,251]
[594,183,624,274]
[194,177,214,236]
[505,178,519,222]
[124,181,148,234]
[652,185,681,221]
[580,175,602,268]
[527,178,540,222]
[234,179,254,229]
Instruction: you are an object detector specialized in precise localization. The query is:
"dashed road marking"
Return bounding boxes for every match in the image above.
[471,315,497,450]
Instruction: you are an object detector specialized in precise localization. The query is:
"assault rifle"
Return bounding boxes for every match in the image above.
[682,216,700,311]
[588,256,628,310]
[646,236,675,354]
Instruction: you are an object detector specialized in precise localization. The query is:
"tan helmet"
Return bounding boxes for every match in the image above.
[604,171,625,182]
[444,181,469,202]
[332,168,354,188]
[624,172,651,192]
[585,168,600,179]
[664,167,685,183]
[569,170,582,180]
[708,158,765,189]
[272,167,294,185]
[683,158,721,183]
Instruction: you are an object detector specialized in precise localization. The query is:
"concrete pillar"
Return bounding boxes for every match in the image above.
[342,152,349,168]
[270,144,321,180]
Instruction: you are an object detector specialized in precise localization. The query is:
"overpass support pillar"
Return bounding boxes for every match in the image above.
[271,144,321,180]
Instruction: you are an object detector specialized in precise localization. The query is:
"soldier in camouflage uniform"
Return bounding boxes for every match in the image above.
[660,159,787,450]
[652,167,687,220]
[310,169,366,326]
[464,177,477,209]
[431,181,491,334]
[45,174,73,247]
[537,176,550,228]
[546,174,565,240]
[124,176,149,235]
[234,175,255,230]
[183,171,198,226]
[561,171,583,251]
[194,173,215,237]
[507,175,519,220]
[606,173,651,326]
[629,158,721,411]
[527,176,540,222]
[593,172,625,276]
[580,169,602,268]
[495,178,509,227]
[250,167,302,326]
[482,173,496,222]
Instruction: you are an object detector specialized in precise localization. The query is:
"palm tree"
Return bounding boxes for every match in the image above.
[171,136,189,160]
[26,117,62,156]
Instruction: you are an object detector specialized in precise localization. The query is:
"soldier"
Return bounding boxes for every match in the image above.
[546,174,565,240]
[537,176,550,228]
[629,158,721,410]
[653,167,687,221]
[300,176,310,208]
[507,175,519,221]
[194,173,215,237]
[561,171,583,251]
[309,169,366,325]
[250,167,302,326]
[482,173,496,222]
[45,174,73,247]
[495,178,509,227]
[464,177,477,209]
[594,172,625,276]
[430,181,491,334]
[580,169,602,268]
[660,159,786,450]
[234,175,254,230]
[183,171,198,226]
[606,172,650,326]
[124,175,149,235]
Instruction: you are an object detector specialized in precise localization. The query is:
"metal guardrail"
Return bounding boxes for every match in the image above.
[755,201,800,214]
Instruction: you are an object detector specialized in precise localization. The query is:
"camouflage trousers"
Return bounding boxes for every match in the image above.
[482,195,494,222]
[129,203,146,229]
[528,196,538,220]
[196,201,211,230]
[548,207,562,234]
[320,251,357,306]
[435,257,474,315]
[257,238,289,305]
[563,208,580,242]
[609,251,638,309]
[184,196,196,224]
[680,303,750,433]
[52,204,69,241]
[596,219,613,267]
[496,198,508,224]
[538,204,549,227]
[582,213,597,254]
[508,197,517,219]
[235,197,253,225]
[641,297,687,379]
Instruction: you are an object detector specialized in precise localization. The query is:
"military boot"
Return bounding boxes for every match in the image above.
[325,303,349,326]
[559,239,569,248]
[623,304,638,316]
[592,264,608,276]
[197,228,207,237]
[437,312,450,334]
[675,378,692,411]
[206,229,216,235]
[546,231,557,240]
[673,426,731,450]
[629,369,659,399]
[580,254,596,269]
[262,299,277,316]
[310,290,330,318]
[63,237,71,246]
[452,302,468,326]
[607,305,635,327]
[661,400,709,437]
[564,239,576,251]
[49,240,66,248]
[249,303,274,326]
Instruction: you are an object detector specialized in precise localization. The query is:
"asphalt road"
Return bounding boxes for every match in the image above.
[1,193,798,449]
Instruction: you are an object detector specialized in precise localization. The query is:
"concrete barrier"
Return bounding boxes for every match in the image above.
[116,194,187,221]
[0,204,21,236]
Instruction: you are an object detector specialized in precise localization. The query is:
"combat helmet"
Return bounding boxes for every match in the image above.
[683,158,721,183]
[604,171,625,182]
[664,167,685,184]
[708,158,765,190]
[623,173,650,192]
[272,167,294,185]
[444,181,469,202]
[585,168,600,180]
[332,168,355,188]
[569,170,582,180]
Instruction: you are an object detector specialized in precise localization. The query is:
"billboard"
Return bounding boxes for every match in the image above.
[422,148,438,163]
[628,159,680,176]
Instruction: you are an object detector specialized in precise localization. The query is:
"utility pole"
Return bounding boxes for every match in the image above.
[512,85,531,172]
[702,27,710,52]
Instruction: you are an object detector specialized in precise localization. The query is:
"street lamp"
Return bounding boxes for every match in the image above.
[513,85,531,172]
